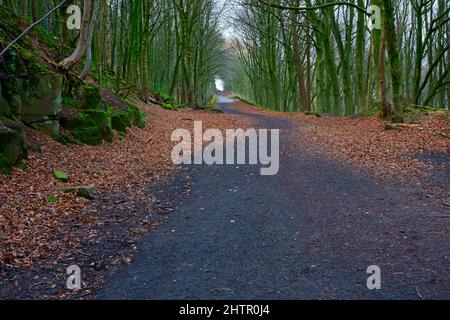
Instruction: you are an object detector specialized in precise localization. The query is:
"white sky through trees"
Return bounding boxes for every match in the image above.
[217,0,236,39]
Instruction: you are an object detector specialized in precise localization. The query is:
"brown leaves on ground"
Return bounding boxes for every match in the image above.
[0,100,254,270]
[1,93,449,290]
[225,100,450,185]
[289,113,450,182]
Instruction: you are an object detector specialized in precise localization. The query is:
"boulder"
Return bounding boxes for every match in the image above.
[126,106,146,129]
[0,74,22,118]
[111,109,131,135]
[0,82,13,117]
[62,109,112,145]
[30,119,60,136]
[80,85,102,109]
[83,109,113,143]
[64,186,94,200]
[0,116,27,174]
[20,74,63,134]
[52,169,69,182]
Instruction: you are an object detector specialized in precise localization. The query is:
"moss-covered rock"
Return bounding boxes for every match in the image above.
[0,51,23,118]
[0,82,13,117]
[83,109,113,142]
[63,186,94,200]
[69,125,103,146]
[61,108,113,145]
[30,119,60,136]
[52,169,69,182]
[0,6,147,160]
[82,85,102,109]
[20,74,63,125]
[64,82,102,110]
[0,44,63,135]
[54,134,74,146]
[111,109,131,134]
[127,105,146,129]
[0,116,28,174]
[304,111,322,118]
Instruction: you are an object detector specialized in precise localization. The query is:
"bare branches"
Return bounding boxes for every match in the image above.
[0,0,68,58]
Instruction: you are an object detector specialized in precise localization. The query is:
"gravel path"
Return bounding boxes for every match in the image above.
[95,98,450,300]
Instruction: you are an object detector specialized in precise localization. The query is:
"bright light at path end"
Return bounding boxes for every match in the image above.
[215,79,224,92]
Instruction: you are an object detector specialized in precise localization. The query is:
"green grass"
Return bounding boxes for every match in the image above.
[232,95,265,109]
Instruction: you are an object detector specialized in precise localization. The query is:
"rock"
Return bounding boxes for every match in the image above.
[76,186,94,200]
[111,109,131,135]
[127,106,146,129]
[64,186,94,200]
[84,109,113,143]
[54,134,74,146]
[0,82,13,117]
[80,85,102,109]
[28,143,42,153]
[304,111,322,118]
[1,48,63,135]
[30,119,60,136]
[60,85,114,145]
[52,169,69,182]
[0,116,28,174]
[20,74,63,131]
[71,126,104,145]
[0,73,22,118]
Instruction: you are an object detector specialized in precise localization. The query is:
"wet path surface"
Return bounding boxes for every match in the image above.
[95,98,450,299]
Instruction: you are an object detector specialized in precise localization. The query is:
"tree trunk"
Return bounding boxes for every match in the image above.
[383,0,404,123]
[80,0,101,80]
[290,10,310,112]
[379,29,391,118]
[31,0,38,22]
[60,0,92,70]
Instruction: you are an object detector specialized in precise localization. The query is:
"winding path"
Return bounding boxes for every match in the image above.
[95,96,450,300]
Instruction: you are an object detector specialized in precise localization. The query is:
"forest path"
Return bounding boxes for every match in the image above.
[95,96,450,300]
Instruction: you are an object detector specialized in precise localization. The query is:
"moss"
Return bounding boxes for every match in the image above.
[81,85,102,109]
[363,102,381,116]
[63,186,94,200]
[444,112,450,123]
[111,109,131,134]
[201,95,218,109]
[126,105,146,129]
[83,109,113,142]
[17,162,28,171]
[157,92,184,110]
[48,195,58,203]
[198,95,223,113]
[54,134,72,146]
[33,25,60,51]
[62,96,77,108]
[0,116,27,174]
[52,169,69,182]
[233,95,266,109]
[61,102,144,145]
[62,81,102,110]
[71,127,103,145]
[0,165,13,175]
[305,111,322,118]
[61,106,113,145]
[0,7,23,44]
